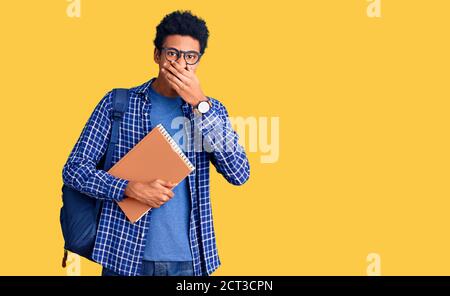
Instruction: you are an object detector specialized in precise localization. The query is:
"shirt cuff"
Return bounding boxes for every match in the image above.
[106,174,129,202]
[198,99,224,135]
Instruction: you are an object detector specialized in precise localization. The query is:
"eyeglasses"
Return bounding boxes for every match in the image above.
[160,47,202,65]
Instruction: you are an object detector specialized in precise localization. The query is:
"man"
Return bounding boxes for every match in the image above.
[62,10,250,276]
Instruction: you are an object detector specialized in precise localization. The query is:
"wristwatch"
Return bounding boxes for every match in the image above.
[196,99,212,114]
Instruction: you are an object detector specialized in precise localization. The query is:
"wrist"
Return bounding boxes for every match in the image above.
[124,180,137,198]
[192,96,208,107]
[194,97,212,115]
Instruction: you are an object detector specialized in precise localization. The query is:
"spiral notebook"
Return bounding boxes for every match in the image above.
[107,124,195,224]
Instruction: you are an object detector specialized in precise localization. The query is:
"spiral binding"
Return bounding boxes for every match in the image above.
[157,124,195,171]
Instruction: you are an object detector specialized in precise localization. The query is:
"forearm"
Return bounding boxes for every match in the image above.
[195,100,250,185]
[63,155,129,202]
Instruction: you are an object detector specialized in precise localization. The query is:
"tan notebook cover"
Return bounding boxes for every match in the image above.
[107,124,195,224]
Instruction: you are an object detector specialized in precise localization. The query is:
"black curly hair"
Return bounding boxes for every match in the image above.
[154,10,209,55]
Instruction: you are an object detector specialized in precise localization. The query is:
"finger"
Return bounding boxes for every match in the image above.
[171,61,193,77]
[155,195,166,205]
[167,181,177,187]
[154,179,171,190]
[161,63,180,80]
[157,179,177,188]
[162,183,176,190]
[170,61,193,80]
[160,194,170,202]
[162,62,188,83]
[155,179,168,187]
[166,73,185,91]
[160,187,174,198]
[154,179,165,185]
[169,66,191,85]
[181,63,199,83]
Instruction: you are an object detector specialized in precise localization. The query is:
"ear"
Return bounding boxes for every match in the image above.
[153,48,161,64]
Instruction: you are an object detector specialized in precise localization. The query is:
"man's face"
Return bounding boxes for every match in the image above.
[154,35,202,82]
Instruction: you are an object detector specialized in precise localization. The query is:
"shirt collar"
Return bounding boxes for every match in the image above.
[129,77,156,99]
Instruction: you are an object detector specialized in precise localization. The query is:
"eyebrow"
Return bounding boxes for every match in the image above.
[164,46,200,53]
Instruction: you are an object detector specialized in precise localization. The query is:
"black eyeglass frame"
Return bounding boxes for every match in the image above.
[160,47,203,65]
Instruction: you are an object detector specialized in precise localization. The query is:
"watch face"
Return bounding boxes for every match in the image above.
[198,101,210,113]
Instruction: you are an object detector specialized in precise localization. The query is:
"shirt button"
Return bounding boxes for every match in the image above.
[141,233,145,238]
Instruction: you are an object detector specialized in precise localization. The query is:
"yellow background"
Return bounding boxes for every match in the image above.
[0,0,449,275]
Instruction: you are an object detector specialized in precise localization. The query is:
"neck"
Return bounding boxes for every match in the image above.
[151,76,179,98]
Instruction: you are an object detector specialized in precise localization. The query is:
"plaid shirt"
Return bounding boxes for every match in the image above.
[62,78,250,276]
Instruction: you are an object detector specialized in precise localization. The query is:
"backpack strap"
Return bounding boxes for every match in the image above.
[103,89,129,171]
[94,89,129,216]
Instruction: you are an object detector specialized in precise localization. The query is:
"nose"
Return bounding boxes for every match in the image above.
[178,54,188,68]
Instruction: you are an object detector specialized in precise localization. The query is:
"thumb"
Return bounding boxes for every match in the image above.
[166,181,178,188]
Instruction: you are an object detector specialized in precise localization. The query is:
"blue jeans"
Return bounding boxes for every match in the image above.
[101,261,194,276]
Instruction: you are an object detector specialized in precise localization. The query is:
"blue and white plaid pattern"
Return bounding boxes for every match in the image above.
[62,78,250,276]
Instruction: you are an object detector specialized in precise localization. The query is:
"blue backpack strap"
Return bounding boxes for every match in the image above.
[103,88,129,171]
[94,89,129,214]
